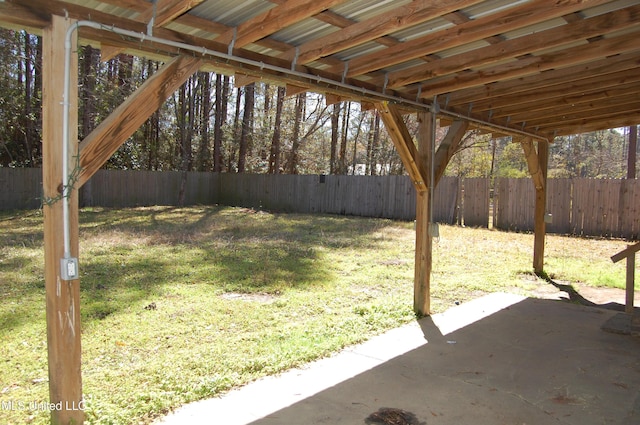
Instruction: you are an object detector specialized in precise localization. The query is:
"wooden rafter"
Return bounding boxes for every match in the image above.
[389,5,640,88]
[214,0,348,48]
[278,0,480,64]
[343,0,612,78]
[376,102,428,193]
[456,68,640,116]
[500,92,640,126]
[445,51,640,107]
[138,0,206,28]
[418,30,640,98]
[78,55,202,188]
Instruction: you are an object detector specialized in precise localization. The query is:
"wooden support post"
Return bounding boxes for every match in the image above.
[43,15,83,425]
[627,253,635,314]
[376,102,432,315]
[414,111,434,316]
[532,140,549,274]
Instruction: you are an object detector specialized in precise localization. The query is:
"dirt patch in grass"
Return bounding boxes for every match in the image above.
[220,292,279,303]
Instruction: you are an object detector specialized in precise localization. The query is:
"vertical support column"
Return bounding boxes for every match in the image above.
[625,250,635,314]
[43,16,83,425]
[533,140,549,274]
[414,111,434,316]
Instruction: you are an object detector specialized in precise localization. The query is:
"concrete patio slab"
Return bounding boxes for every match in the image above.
[157,293,640,425]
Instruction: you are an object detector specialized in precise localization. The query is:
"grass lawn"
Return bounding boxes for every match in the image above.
[0,206,636,424]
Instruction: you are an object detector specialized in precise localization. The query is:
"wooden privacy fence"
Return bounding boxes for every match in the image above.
[217,173,463,223]
[495,178,640,239]
[2,168,639,238]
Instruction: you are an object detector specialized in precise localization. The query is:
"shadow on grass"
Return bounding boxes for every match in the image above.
[1,206,395,331]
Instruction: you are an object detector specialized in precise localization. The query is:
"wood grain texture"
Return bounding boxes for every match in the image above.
[42,15,83,425]
[376,102,428,193]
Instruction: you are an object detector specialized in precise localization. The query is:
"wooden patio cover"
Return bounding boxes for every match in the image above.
[1,1,639,424]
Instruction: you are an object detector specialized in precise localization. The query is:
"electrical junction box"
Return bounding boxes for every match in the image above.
[61,257,79,280]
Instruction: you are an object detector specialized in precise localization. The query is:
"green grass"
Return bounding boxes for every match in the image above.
[0,206,637,424]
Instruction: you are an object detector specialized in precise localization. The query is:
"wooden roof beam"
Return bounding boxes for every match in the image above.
[451,67,640,114]
[234,73,260,88]
[215,0,348,48]
[138,0,206,29]
[445,51,640,106]
[377,102,429,193]
[539,111,640,136]
[492,87,640,124]
[418,30,640,97]
[78,56,202,187]
[285,84,309,97]
[525,103,640,131]
[388,4,640,88]
[342,0,613,78]
[278,0,481,64]
[450,77,640,128]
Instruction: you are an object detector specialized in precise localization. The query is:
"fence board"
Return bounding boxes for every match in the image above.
[434,176,459,225]
[546,178,571,234]
[495,178,535,232]
[0,167,42,210]
[462,178,490,228]
[619,179,640,239]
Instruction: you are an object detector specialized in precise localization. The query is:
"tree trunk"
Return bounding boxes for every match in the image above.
[213,73,226,172]
[237,82,254,173]
[287,92,305,174]
[268,85,285,174]
[351,110,364,174]
[330,102,340,174]
[230,86,243,171]
[629,125,637,179]
[79,45,98,207]
[177,76,196,206]
[23,32,34,166]
[338,101,351,174]
[197,72,212,171]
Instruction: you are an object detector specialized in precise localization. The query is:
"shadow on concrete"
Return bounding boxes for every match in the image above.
[159,293,640,425]
[538,272,632,312]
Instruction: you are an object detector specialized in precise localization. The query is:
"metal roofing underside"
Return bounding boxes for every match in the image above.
[1,0,639,139]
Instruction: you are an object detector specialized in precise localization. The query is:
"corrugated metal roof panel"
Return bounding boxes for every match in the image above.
[464,0,532,20]
[391,19,454,42]
[501,17,568,40]
[189,0,274,26]
[331,0,413,22]
[581,0,638,18]
[271,18,336,45]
